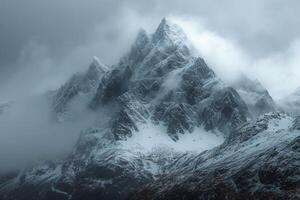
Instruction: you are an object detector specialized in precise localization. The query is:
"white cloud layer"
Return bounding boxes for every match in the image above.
[172,16,300,100]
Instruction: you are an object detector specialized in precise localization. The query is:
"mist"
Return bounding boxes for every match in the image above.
[0,91,101,173]
[1,0,300,174]
[173,17,300,99]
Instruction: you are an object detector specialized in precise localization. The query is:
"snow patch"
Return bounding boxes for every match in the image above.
[200,114,298,168]
[120,121,224,153]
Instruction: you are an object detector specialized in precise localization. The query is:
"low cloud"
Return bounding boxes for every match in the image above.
[173,16,300,100]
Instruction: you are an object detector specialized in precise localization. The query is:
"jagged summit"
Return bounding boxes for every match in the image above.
[152,18,188,45]
[91,56,109,73]
[118,18,194,84]
[135,29,149,44]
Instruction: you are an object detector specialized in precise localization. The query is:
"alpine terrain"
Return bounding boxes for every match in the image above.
[0,18,299,200]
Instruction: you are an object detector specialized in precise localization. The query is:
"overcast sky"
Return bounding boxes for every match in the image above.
[1,0,300,98]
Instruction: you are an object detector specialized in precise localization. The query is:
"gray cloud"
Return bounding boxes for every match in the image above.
[1,0,300,73]
[130,0,300,57]
[0,92,101,173]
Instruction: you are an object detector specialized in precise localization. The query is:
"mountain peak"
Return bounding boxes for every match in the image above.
[156,17,176,31]
[132,28,149,48]
[156,17,168,30]
[136,28,148,39]
[152,18,187,45]
[90,56,109,73]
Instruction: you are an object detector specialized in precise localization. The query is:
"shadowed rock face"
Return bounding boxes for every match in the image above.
[1,19,299,200]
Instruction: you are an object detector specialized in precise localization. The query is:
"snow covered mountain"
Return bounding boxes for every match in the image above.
[0,18,299,200]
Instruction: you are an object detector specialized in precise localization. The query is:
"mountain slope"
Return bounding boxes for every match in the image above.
[130,113,300,200]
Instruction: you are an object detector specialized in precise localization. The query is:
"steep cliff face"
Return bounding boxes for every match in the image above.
[1,19,298,200]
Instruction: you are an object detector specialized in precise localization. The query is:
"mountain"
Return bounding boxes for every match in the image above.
[232,74,277,118]
[51,56,109,121]
[1,18,299,200]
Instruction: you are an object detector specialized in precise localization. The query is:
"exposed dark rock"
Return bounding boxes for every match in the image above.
[91,66,133,107]
[111,92,149,140]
